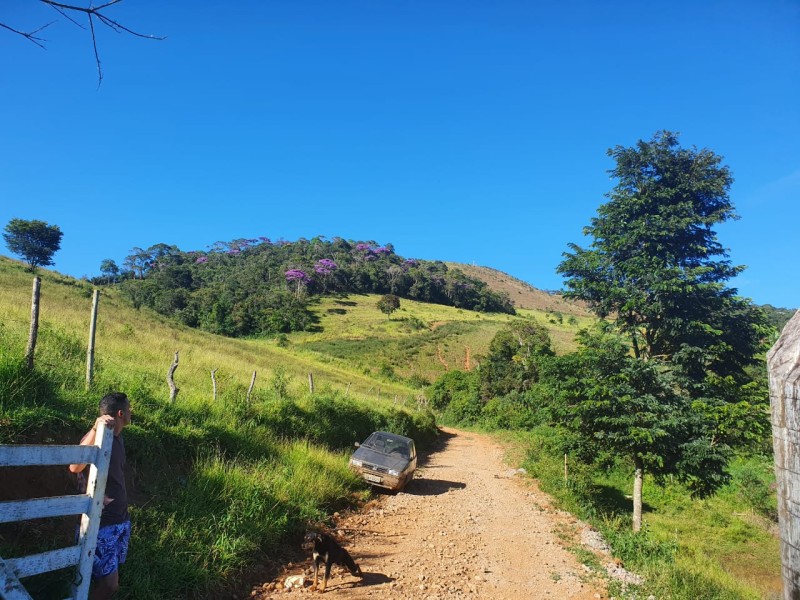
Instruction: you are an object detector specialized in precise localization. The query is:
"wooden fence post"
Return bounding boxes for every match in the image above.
[210,369,218,402]
[345,382,351,397]
[768,310,800,600]
[85,290,100,389]
[24,276,41,370]
[167,351,180,403]
[308,373,314,394]
[247,370,257,405]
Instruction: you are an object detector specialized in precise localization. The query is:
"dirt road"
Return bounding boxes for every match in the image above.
[253,428,608,599]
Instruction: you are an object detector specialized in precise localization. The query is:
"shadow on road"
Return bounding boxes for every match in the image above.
[324,571,393,591]
[357,572,394,586]
[413,427,458,466]
[404,478,466,496]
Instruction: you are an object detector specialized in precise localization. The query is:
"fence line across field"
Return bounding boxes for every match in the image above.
[0,423,113,600]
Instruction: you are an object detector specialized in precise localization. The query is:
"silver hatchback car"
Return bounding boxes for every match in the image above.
[349,431,417,491]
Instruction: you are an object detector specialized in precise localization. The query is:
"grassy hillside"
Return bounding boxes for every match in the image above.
[293,292,593,387]
[0,256,439,599]
[0,258,420,405]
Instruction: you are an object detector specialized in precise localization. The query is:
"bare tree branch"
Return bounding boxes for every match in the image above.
[47,4,87,30]
[87,8,102,85]
[40,0,164,40]
[0,20,53,49]
[2,1,165,85]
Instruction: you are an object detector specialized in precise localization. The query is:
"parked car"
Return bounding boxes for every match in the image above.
[349,431,417,492]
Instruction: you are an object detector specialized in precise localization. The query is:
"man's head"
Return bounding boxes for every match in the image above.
[99,392,132,432]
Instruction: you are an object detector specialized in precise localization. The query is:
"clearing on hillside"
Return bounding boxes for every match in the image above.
[448,263,591,316]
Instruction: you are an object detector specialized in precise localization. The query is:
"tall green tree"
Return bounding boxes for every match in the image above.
[558,131,765,369]
[557,131,769,529]
[3,218,63,271]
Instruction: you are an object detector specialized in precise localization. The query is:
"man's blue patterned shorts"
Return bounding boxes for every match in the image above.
[93,520,131,579]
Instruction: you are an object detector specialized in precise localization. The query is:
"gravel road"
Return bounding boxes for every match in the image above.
[253,427,608,599]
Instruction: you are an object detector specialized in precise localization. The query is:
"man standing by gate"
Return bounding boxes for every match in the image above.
[69,392,132,600]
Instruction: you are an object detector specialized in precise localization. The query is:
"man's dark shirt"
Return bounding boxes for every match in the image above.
[77,433,129,526]
[101,434,129,526]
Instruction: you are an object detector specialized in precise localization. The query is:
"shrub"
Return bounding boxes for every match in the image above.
[731,459,778,521]
[427,370,478,411]
[443,391,484,425]
[481,391,540,430]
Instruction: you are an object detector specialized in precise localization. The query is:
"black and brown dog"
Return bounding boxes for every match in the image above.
[302,531,362,592]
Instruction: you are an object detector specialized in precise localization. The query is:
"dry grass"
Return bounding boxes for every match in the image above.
[447,262,592,315]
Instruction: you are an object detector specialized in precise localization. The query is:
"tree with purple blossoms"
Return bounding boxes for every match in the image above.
[314,258,338,291]
[285,268,311,297]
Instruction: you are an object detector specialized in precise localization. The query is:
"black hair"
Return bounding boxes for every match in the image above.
[99,392,129,416]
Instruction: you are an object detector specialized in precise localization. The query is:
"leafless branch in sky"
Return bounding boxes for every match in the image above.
[2,0,165,85]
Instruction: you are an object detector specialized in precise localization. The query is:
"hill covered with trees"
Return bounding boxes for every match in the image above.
[109,237,515,337]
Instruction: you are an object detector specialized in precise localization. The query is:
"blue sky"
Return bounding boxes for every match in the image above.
[1,0,797,308]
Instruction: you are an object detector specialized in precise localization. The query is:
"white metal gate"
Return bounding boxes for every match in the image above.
[0,423,113,600]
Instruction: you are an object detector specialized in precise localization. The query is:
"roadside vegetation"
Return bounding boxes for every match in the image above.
[430,132,784,599]
[431,324,780,599]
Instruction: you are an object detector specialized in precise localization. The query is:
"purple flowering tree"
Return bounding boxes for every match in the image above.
[314,258,338,275]
[285,268,311,296]
[314,258,338,292]
[353,243,376,264]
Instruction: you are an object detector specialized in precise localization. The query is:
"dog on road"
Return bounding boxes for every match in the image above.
[302,531,362,592]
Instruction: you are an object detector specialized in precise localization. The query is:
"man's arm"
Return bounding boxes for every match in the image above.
[68,415,114,473]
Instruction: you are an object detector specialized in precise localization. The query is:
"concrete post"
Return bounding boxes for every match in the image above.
[768,310,800,600]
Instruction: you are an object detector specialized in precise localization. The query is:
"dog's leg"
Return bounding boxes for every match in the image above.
[310,556,319,591]
[321,557,332,593]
